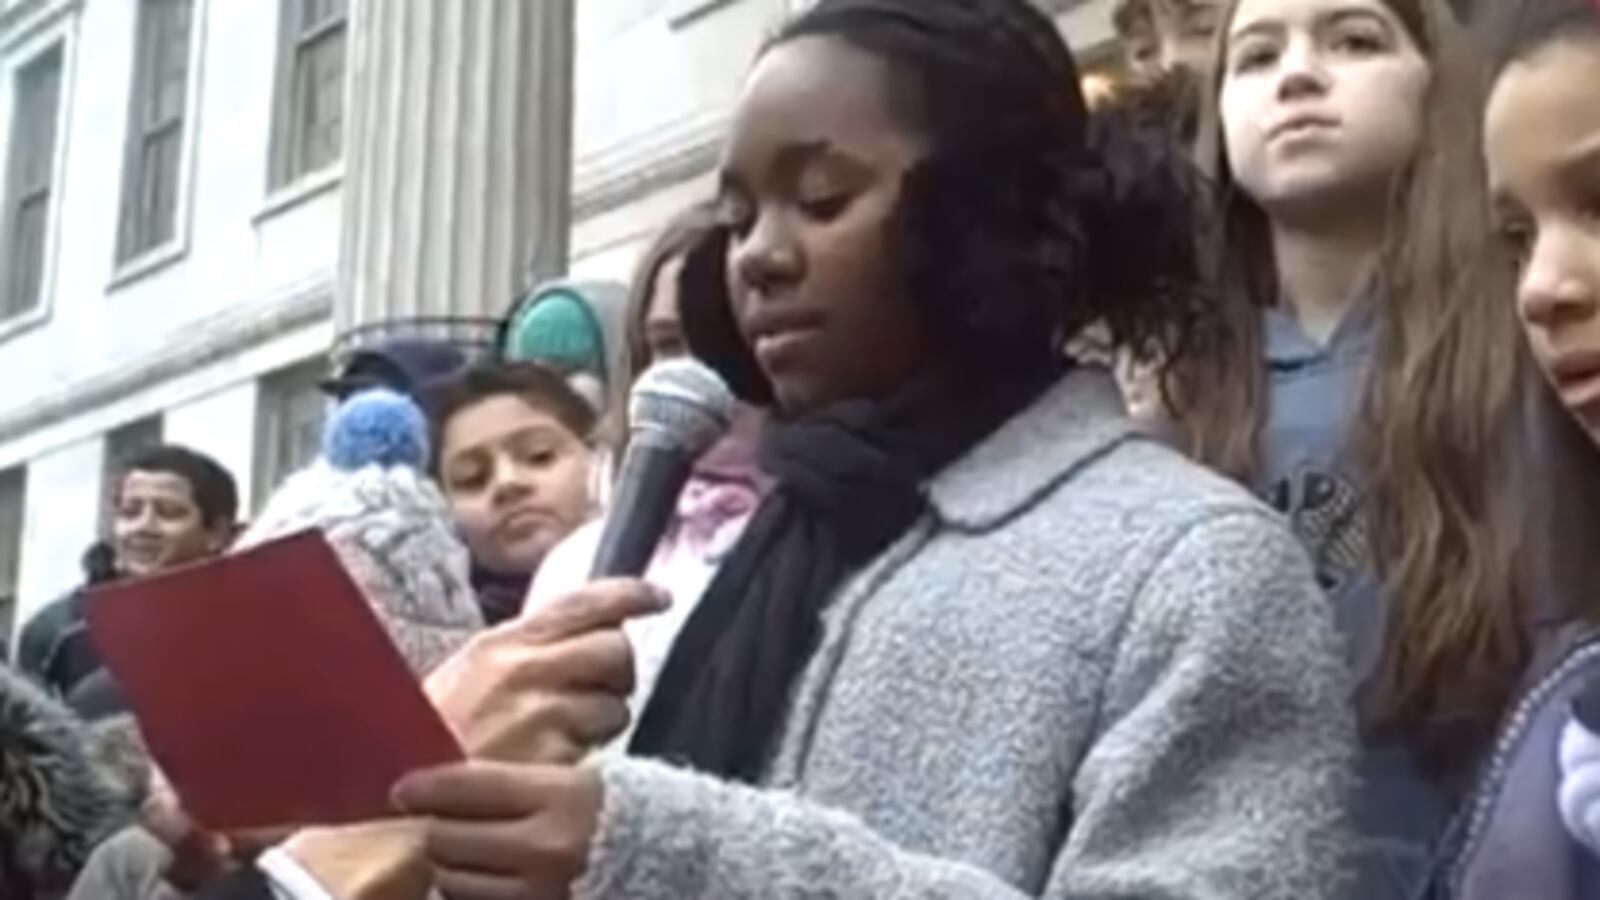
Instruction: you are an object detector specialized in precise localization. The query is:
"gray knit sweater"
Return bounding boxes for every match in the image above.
[575,369,1357,900]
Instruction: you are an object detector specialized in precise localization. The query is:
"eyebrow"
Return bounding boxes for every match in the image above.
[1229,5,1389,42]
[718,139,836,193]
[1228,19,1279,46]
[447,422,571,461]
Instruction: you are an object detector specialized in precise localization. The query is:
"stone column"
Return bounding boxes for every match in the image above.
[336,0,575,349]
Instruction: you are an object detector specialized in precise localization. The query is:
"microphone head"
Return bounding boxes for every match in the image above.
[628,358,737,457]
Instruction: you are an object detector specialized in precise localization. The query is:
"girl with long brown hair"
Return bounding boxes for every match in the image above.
[1409,0,1600,895]
[1170,0,1525,896]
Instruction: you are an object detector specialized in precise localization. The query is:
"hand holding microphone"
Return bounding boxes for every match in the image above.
[426,359,736,765]
[425,580,667,764]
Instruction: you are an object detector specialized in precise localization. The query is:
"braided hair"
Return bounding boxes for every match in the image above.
[682,0,1217,406]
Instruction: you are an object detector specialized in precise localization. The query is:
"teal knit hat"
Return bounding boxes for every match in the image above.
[504,288,606,378]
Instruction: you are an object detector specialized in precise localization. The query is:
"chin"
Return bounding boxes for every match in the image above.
[1259,176,1377,222]
[500,544,552,578]
[771,379,828,419]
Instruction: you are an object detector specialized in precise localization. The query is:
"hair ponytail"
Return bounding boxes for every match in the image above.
[1075,112,1224,382]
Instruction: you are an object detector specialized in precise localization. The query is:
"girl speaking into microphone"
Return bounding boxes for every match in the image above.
[389,1,1358,898]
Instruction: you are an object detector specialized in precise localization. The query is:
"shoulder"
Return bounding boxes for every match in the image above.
[1072,438,1321,621]
[927,367,1283,554]
[20,592,83,646]
[951,435,1329,667]
[994,432,1298,576]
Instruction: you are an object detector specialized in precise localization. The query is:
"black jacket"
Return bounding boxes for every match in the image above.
[188,868,278,900]
[17,589,102,700]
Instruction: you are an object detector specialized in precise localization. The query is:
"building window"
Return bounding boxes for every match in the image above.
[2,45,64,320]
[102,416,165,529]
[0,467,25,649]
[269,0,347,190]
[254,360,328,505]
[117,0,196,265]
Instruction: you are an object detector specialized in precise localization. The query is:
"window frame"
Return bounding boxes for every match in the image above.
[265,0,348,198]
[112,0,204,281]
[0,465,25,653]
[252,358,329,510]
[0,37,66,332]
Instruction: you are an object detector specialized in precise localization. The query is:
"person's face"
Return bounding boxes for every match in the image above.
[1123,23,1162,79]
[439,395,594,576]
[1154,0,1222,74]
[644,255,689,363]
[1220,0,1428,221]
[113,471,227,577]
[717,36,931,414]
[1485,38,1600,446]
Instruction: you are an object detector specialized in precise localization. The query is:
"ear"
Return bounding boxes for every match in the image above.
[206,522,238,554]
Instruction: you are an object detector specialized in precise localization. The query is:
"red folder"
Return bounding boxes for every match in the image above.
[86,530,464,831]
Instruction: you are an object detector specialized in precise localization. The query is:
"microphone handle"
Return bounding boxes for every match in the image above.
[589,438,695,579]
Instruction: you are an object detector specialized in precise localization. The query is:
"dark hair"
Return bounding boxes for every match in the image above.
[609,202,720,449]
[80,542,118,586]
[425,362,598,474]
[1095,63,1204,147]
[121,445,239,529]
[682,0,1218,404]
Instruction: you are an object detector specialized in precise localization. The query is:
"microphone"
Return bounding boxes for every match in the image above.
[590,359,736,578]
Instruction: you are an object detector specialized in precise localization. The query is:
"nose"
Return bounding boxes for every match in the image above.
[1275,37,1328,102]
[488,455,535,509]
[1519,227,1600,330]
[731,211,802,298]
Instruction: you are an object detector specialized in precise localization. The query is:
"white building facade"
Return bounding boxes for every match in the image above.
[0,0,1115,648]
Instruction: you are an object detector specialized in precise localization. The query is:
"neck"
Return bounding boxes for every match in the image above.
[471,565,533,625]
[1270,213,1385,344]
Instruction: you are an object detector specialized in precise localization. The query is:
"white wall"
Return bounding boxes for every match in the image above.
[15,436,102,628]
[0,0,341,426]
[574,0,782,174]
[162,380,258,514]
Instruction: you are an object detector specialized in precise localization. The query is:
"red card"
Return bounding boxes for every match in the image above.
[87,530,464,831]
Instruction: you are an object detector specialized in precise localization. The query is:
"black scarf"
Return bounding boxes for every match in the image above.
[470,566,532,626]
[629,363,1063,781]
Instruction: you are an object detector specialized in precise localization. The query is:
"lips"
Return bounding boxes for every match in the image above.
[1268,113,1340,142]
[495,507,553,540]
[1548,349,1600,410]
[744,307,827,371]
[120,538,163,560]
